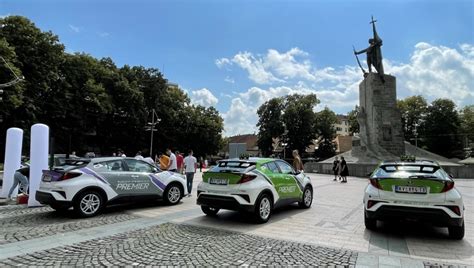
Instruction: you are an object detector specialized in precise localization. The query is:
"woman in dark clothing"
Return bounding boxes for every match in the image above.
[332,157,340,181]
[340,156,349,183]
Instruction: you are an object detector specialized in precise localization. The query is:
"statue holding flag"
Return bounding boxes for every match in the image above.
[354,16,385,82]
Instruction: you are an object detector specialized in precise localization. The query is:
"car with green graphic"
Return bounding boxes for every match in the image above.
[197,158,313,223]
[364,160,465,239]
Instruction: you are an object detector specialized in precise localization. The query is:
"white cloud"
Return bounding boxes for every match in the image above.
[215,58,231,69]
[386,42,474,107]
[190,88,218,107]
[68,24,81,33]
[220,44,474,136]
[224,76,235,84]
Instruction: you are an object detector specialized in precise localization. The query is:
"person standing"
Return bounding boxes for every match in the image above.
[292,150,304,172]
[135,151,144,160]
[199,157,203,172]
[166,148,178,172]
[183,150,197,197]
[332,156,340,181]
[176,151,184,174]
[8,166,29,201]
[340,156,349,183]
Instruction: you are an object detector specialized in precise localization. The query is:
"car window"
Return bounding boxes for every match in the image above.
[372,165,448,180]
[263,162,280,174]
[276,161,294,174]
[100,160,125,172]
[124,159,154,173]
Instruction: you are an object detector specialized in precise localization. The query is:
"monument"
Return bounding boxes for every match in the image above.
[351,16,405,161]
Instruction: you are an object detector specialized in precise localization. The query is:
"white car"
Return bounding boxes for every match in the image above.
[36,157,187,217]
[364,160,465,239]
[197,158,313,223]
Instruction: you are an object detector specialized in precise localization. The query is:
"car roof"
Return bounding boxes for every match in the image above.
[220,157,280,165]
[380,159,440,166]
[90,157,137,163]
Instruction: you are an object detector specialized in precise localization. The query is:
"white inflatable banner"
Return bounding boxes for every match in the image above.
[0,128,23,198]
[28,124,49,207]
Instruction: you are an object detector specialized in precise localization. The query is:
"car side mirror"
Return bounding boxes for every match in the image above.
[293,170,301,175]
[152,168,158,173]
[449,173,454,179]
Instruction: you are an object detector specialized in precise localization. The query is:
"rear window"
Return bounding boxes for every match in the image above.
[209,161,256,173]
[372,164,449,180]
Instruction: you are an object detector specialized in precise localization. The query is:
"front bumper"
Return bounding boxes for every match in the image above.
[366,205,463,227]
[36,191,72,208]
[197,193,255,213]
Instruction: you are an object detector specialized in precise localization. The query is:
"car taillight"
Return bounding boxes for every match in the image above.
[367,200,379,209]
[238,174,257,184]
[59,172,81,181]
[441,181,454,193]
[369,178,383,190]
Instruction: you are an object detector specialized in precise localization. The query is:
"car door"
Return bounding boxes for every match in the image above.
[122,159,161,197]
[275,160,302,200]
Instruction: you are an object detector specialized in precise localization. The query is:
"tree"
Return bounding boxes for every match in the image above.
[421,99,463,158]
[347,106,359,135]
[460,105,474,154]
[282,94,319,157]
[397,95,428,144]
[314,107,337,159]
[256,98,285,156]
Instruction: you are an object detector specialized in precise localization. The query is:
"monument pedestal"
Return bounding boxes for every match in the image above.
[352,73,405,161]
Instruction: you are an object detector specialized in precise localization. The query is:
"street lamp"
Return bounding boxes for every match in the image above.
[281,142,288,159]
[414,123,418,155]
[145,109,160,157]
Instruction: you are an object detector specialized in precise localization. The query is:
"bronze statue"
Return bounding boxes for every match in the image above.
[354,16,385,82]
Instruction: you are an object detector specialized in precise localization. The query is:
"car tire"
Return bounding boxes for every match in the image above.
[448,220,465,240]
[364,210,377,230]
[73,191,103,218]
[298,186,313,208]
[164,183,182,205]
[254,193,273,224]
[201,206,219,216]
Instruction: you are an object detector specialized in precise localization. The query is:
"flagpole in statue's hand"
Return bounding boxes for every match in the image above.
[353,45,367,76]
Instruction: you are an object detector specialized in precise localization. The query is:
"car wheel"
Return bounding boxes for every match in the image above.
[364,210,377,230]
[201,206,220,216]
[254,193,273,224]
[298,186,313,208]
[50,204,70,213]
[73,191,103,218]
[448,220,465,240]
[164,183,182,205]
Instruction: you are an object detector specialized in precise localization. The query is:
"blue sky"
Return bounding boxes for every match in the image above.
[2,0,473,135]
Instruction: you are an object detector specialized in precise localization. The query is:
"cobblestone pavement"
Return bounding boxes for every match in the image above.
[0,223,357,267]
[0,205,138,244]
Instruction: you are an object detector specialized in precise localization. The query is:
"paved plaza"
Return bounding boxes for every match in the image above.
[0,172,472,267]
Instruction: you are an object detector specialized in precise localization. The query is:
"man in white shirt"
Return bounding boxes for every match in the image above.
[166,148,178,172]
[183,150,197,197]
[135,151,144,160]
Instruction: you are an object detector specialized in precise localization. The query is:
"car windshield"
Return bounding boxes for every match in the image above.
[372,164,450,180]
[209,161,256,173]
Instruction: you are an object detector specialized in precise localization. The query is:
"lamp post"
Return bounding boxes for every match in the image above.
[414,123,418,155]
[281,142,288,160]
[145,109,160,157]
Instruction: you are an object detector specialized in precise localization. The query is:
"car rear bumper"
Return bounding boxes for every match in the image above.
[197,193,255,213]
[366,205,463,227]
[36,191,72,208]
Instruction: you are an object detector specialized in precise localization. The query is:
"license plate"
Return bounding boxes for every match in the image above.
[395,186,427,194]
[209,178,228,185]
[42,174,51,182]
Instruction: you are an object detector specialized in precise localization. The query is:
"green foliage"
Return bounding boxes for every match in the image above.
[460,105,474,144]
[0,16,223,159]
[397,95,428,143]
[421,99,463,158]
[282,94,320,156]
[256,94,322,157]
[314,107,337,158]
[347,106,359,135]
[256,98,285,156]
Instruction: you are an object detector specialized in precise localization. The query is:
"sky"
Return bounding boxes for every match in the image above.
[2,0,473,136]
